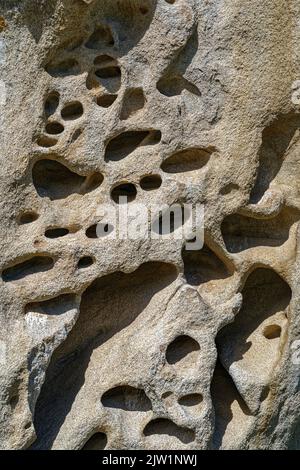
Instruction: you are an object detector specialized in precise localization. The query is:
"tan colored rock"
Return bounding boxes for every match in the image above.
[0,0,299,450]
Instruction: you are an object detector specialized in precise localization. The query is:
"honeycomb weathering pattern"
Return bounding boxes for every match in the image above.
[0,0,300,450]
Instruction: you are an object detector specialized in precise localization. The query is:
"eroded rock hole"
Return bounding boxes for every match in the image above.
[82,432,107,450]
[18,211,39,225]
[143,419,195,444]
[61,102,83,121]
[78,257,94,269]
[45,122,64,135]
[166,335,200,366]
[111,183,137,203]
[45,228,69,239]
[96,94,118,108]
[2,256,54,282]
[263,324,282,340]
[44,92,59,118]
[25,294,77,317]
[37,136,58,148]
[178,394,203,408]
[101,385,152,412]
[161,148,212,173]
[105,130,161,162]
[86,223,114,239]
[140,174,162,191]
[120,88,145,120]
[32,160,103,200]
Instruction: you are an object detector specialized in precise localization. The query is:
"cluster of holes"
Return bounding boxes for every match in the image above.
[37,91,83,148]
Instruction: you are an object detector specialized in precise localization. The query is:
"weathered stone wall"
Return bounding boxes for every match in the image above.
[0,0,299,450]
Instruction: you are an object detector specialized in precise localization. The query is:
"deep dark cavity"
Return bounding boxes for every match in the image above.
[111,183,137,203]
[44,92,59,118]
[140,174,162,191]
[78,257,94,269]
[61,102,83,121]
[105,130,161,162]
[45,228,69,239]
[82,432,107,450]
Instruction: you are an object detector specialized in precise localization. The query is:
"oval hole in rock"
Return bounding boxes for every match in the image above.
[82,432,107,450]
[78,257,94,269]
[263,324,282,340]
[2,256,54,282]
[143,418,194,444]
[61,102,83,121]
[37,136,58,148]
[96,94,117,108]
[161,148,212,174]
[140,174,162,191]
[178,393,203,407]
[45,228,69,239]
[18,211,39,225]
[166,335,200,365]
[44,92,60,117]
[101,385,152,412]
[111,183,137,204]
[45,122,64,135]
[86,223,114,239]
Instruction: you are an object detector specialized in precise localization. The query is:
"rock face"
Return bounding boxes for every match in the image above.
[0,0,300,450]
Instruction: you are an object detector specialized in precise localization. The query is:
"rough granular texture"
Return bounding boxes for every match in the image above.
[0,0,300,450]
